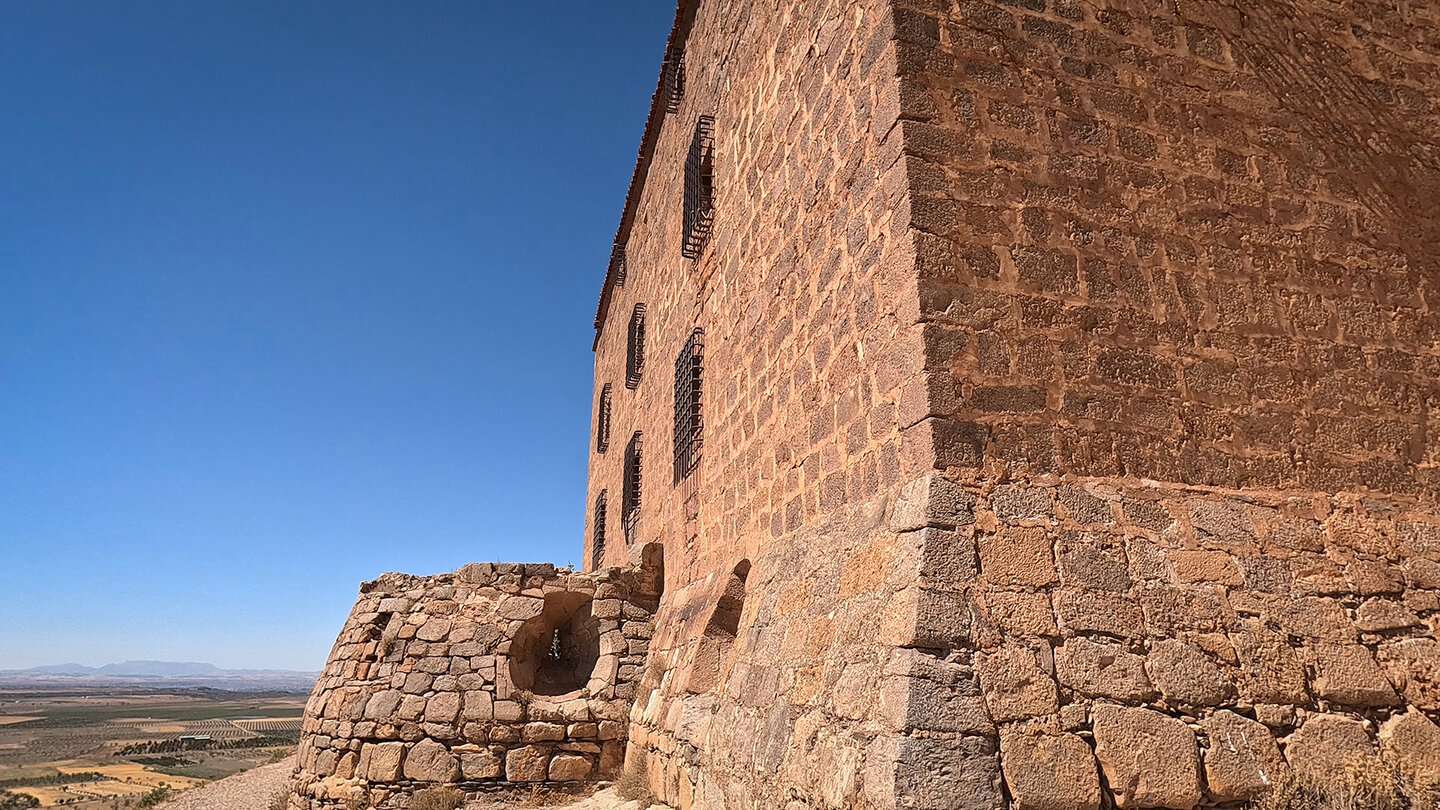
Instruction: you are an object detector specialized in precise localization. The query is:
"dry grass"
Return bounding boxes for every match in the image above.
[409,786,465,810]
[615,756,652,805]
[1251,757,1437,810]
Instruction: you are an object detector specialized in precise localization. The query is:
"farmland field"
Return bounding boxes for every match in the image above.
[0,688,305,808]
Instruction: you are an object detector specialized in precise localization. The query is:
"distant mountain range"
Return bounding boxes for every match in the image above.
[0,661,319,692]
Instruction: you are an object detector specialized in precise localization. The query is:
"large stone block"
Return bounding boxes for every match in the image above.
[978,527,1058,586]
[1055,638,1155,702]
[1312,643,1400,707]
[1284,714,1376,781]
[401,738,459,782]
[890,473,976,532]
[999,726,1101,810]
[1092,704,1202,809]
[975,642,1058,722]
[505,745,550,782]
[1202,710,1287,801]
[1146,639,1235,707]
[1378,710,1440,783]
[867,735,1003,810]
[357,742,405,782]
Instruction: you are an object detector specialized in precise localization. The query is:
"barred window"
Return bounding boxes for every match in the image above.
[622,432,643,540]
[663,52,685,114]
[626,303,647,389]
[609,242,627,287]
[682,116,715,260]
[673,328,704,483]
[592,490,607,564]
[595,383,612,454]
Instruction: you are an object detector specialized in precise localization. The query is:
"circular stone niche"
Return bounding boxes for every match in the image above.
[508,592,602,696]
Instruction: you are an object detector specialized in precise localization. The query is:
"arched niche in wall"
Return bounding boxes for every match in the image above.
[684,560,750,695]
[507,592,603,697]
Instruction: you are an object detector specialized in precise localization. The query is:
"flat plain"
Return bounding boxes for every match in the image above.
[0,688,304,808]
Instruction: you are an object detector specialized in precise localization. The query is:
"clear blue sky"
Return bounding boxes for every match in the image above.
[0,1,671,671]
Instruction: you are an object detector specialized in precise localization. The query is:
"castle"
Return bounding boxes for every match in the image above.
[290,0,1440,808]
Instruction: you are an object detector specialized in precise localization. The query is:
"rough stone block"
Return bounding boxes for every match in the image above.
[401,738,459,782]
[1312,643,1400,707]
[1146,639,1235,707]
[357,742,405,782]
[505,744,550,782]
[978,527,1057,586]
[423,691,461,724]
[890,473,977,532]
[975,642,1058,722]
[1285,714,1377,780]
[549,752,593,781]
[1378,710,1440,783]
[1055,638,1154,702]
[459,747,503,779]
[999,726,1101,810]
[1202,710,1287,801]
[1092,704,1202,809]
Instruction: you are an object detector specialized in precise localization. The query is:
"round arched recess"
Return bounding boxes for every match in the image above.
[508,592,602,697]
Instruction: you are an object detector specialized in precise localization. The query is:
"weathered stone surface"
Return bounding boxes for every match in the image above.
[975,643,1058,722]
[1235,622,1309,705]
[363,690,402,720]
[505,744,550,782]
[1378,710,1440,783]
[424,691,462,724]
[459,747,503,779]
[1284,714,1377,780]
[1092,705,1202,809]
[402,738,460,782]
[1147,639,1235,707]
[357,742,405,782]
[890,473,976,531]
[1055,638,1155,702]
[999,726,1101,810]
[978,528,1057,587]
[1312,643,1400,707]
[548,753,593,781]
[1377,638,1440,709]
[1202,710,1287,801]
[884,735,1003,810]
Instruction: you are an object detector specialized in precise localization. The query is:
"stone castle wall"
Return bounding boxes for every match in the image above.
[296,0,1440,807]
[289,560,660,809]
[886,0,1440,807]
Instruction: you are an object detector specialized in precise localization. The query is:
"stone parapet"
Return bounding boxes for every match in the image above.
[290,559,660,809]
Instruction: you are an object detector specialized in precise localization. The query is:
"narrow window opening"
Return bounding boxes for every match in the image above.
[622,432,643,541]
[682,116,715,259]
[673,328,704,484]
[596,384,612,453]
[610,242,627,287]
[626,304,647,388]
[664,52,686,114]
[592,489,607,566]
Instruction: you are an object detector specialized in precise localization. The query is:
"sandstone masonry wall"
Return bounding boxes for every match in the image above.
[289,562,657,809]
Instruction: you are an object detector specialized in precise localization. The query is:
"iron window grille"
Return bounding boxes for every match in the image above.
[592,489,607,564]
[596,383,612,454]
[663,53,686,114]
[622,432,643,540]
[682,116,715,259]
[609,242,627,287]
[673,328,704,484]
[626,303,647,389]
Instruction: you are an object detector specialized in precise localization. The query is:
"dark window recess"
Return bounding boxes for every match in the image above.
[673,328,704,484]
[609,242,627,287]
[596,384,612,453]
[592,490,607,563]
[682,116,715,259]
[626,303,647,388]
[622,432,643,540]
[663,52,686,114]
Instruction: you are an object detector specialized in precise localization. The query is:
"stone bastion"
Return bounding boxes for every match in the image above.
[288,553,663,809]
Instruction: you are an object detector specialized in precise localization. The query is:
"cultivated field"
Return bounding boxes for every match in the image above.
[0,688,305,809]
